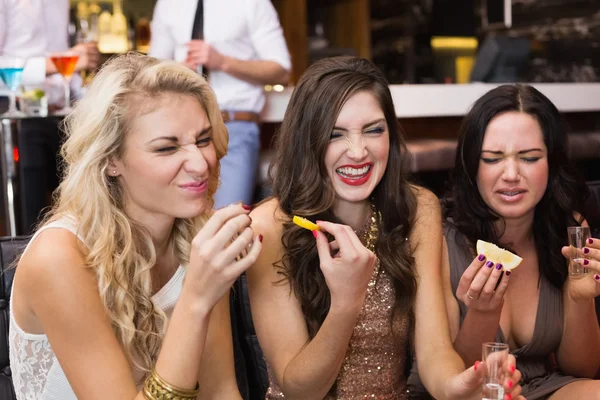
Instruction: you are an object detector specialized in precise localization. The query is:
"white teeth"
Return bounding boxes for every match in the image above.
[501,191,521,196]
[336,165,371,177]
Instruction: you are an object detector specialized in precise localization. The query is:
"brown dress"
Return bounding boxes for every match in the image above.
[265,259,411,399]
[407,223,586,400]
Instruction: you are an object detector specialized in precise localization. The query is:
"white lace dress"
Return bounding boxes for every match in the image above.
[9,218,185,399]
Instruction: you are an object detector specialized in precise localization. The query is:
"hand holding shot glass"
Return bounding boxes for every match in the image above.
[481,342,508,400]
[479,342,527,400]
[567,226,591,275]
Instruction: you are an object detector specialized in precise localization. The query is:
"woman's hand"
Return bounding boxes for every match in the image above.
[314,221,376,312]
[562,237,600,301]
[444,354,525,400]
[456,254,511,312]
[185,204,262,312]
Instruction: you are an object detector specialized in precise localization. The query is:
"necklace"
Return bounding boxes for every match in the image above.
[355,204,379,252]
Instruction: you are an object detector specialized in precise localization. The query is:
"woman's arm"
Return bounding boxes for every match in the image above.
[411,188,469,399]
[557,289,600,377]
[196,293,242,400]
[450,255,510,366]
[15,204,258,399]
[247,201,373,400]
[557,218,600,378]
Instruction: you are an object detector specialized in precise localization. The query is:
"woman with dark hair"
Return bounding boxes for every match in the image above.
[247,57,523,399]
[411,84,600,399]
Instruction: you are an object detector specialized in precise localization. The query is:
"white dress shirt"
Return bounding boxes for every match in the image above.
[149,0,291,113]
[0,0,81,101]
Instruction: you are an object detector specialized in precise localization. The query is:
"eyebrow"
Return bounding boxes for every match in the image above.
[333,118,386,131]
[481,148,544,155]
[147,126,212,144]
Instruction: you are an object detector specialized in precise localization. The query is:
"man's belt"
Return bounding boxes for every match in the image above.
[221,110,261,124]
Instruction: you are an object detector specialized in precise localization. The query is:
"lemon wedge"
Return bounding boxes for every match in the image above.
[292,215,320,231]
[476,240,523,271]
[22,89,45,100]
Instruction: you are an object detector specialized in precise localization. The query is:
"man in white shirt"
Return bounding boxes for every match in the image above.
[149,0,291,209]
[0,0,99,232]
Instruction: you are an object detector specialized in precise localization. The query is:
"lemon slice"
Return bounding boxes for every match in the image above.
[476,240,523,271]
[293,215,320,231]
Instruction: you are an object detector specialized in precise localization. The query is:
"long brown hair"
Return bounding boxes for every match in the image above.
[270,56,418,340]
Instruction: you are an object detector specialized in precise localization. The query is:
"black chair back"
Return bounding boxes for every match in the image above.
[0,236,30,400]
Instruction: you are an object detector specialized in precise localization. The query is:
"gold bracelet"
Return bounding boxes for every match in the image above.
[142,367,200,400]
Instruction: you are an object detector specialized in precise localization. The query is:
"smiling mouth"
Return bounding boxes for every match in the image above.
[335,164,372,179]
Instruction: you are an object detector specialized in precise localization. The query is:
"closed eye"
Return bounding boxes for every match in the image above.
[157,146,178,153]
[481,158,501,164]
[197,136,212,147]
[522,157,541,163]
[330,131,343,140]
[365,127,385,135]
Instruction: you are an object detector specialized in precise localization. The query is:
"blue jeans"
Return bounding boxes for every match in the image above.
[214,121,261,209]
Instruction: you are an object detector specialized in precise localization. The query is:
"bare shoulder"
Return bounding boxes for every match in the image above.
[248,198,287,280]
[250,197,286,246]
[409,184,442,224]
[15,227,90,311]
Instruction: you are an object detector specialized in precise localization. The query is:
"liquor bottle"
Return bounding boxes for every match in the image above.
[111,0,129,52]
[97,5,113,53]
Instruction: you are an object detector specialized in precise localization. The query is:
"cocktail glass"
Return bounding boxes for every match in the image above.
[49,52,80,114]
[0,56,27,117]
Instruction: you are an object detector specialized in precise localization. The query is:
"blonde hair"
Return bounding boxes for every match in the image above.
[45,53,228,376]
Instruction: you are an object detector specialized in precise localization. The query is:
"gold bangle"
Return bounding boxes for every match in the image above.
[142,367,200,400]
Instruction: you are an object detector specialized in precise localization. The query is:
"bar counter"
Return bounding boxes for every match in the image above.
[261,83,600,122]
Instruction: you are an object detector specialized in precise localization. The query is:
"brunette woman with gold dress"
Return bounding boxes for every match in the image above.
[247,57,525,400]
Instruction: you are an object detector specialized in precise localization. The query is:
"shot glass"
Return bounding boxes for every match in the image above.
[482,342,509,400]
[567,226,591,276]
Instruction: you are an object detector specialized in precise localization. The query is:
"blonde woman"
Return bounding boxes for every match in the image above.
[8,53,261,399]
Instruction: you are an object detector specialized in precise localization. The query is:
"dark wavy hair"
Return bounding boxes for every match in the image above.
[444,84,588,289]
[269,56,418,342]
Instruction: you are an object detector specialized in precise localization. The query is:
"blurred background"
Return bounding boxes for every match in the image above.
[69,0,600,85]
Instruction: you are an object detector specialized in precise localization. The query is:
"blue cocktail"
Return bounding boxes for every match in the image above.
[0,57,27,117]
[0,68,24,91]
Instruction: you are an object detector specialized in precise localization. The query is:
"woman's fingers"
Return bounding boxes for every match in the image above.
[211,213,252,250]
[456,254,488,297]
[480,263,505,300]
[316,221,358,261]
[492,270,511,302]
[217,227,255,265]
[194,203,248,243]
[462,260,495,300]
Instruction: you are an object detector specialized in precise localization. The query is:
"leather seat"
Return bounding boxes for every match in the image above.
[0,236,30,400]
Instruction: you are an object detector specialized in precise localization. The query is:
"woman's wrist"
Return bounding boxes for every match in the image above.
[329,296,364,317]
[177,286,214,320]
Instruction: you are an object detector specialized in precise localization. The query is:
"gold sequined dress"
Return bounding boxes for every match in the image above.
[266,213,411,399]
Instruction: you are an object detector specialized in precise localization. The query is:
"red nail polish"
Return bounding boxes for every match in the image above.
[505,271,511,276]
[474,361,480,371]
[584,247,590,254]
[510,365,516,373]
[507,380,513,388]
[594,274,600,281]
[505,394,512,400]
[584,259,590,266]
[588,238,594,245]
[258,234,263,243]
[312,230,318,239]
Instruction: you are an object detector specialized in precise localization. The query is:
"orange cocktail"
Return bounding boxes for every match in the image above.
[49,52,80,113]
[50,54,79,79]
